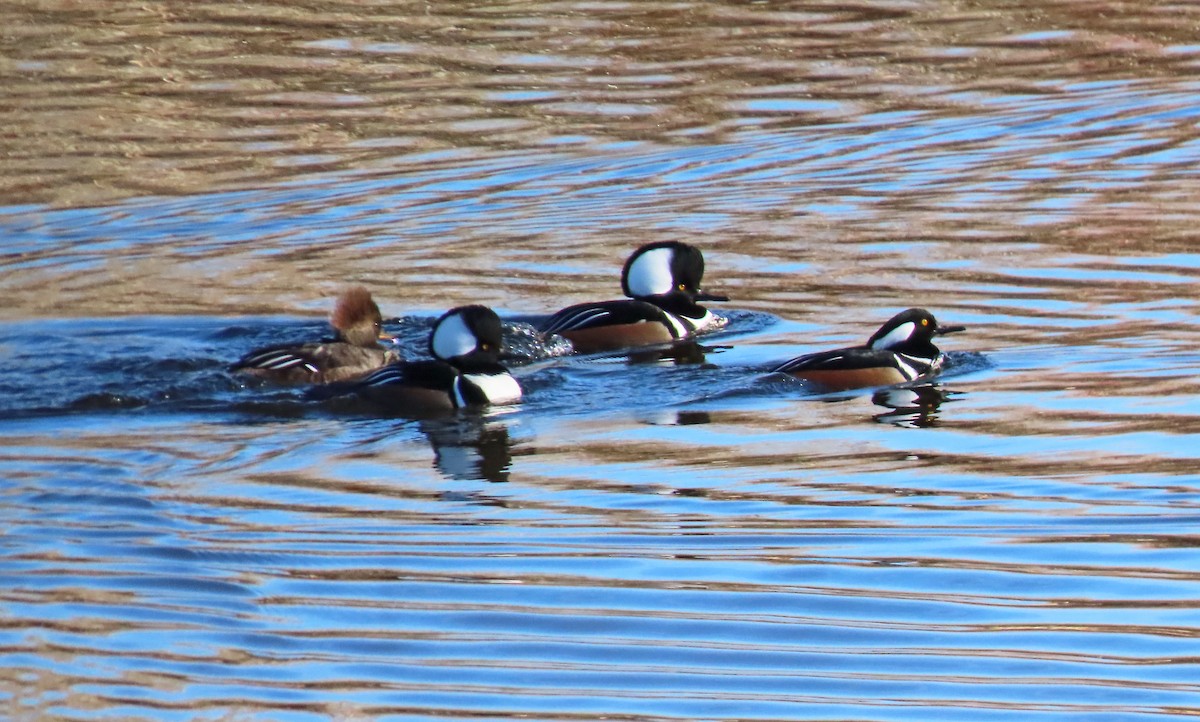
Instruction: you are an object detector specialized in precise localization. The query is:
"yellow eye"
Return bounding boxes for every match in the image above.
[921,318,929,326]
[678,283,686,291]
[480,342,491,350]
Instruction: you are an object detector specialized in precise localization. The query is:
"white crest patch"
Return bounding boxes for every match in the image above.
[432,312,477,360]
[626,247,676,297]
[466,373,522,405]
[870,321,915,350]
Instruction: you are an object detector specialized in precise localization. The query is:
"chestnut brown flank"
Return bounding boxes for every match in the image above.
[561,322,675,353]
[783,366,908,392]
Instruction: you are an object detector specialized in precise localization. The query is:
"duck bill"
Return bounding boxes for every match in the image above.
[694,290,729,302]
[935,324,966,335]
[378,330,397,343]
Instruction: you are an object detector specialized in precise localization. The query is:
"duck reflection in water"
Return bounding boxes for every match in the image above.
[638,408,713,426]
[420,415,514,483]
[871,384,954,428]
[625,340,729,366]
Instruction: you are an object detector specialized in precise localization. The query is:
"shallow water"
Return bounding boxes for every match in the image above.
[4,1,1200,720]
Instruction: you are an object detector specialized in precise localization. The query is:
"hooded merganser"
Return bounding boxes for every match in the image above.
[231,286,399,384]
[773,308,965,391]
[323,304,521,413]
[539,241,728,354]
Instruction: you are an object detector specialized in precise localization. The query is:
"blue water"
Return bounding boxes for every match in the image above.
[3,287,1198,718]
[4,3,1200,719]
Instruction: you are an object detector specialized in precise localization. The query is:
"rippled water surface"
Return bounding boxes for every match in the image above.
[4,1,1200,719]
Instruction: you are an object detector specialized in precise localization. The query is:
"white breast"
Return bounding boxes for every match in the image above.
[689,309,725,333]
[465,372,522,405]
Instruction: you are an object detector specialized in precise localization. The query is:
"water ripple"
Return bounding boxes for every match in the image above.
[5,1,1200,719]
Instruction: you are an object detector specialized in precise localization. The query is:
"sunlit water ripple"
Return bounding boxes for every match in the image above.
[3,1,1200,720]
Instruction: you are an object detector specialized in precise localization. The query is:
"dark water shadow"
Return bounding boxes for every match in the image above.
[330,412,519,484]
[870,384,957,428]
[420,416,515,483]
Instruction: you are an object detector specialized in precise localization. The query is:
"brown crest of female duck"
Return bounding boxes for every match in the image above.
[231,286,400,384]
[317,304,521,415]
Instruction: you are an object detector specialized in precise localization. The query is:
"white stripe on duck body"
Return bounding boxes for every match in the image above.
[539,241,729,354]
[230,286,400,384]
[773,308,965,392]
[326,305,521,413]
